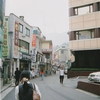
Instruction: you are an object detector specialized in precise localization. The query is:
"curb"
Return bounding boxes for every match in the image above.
[0,84,12,93]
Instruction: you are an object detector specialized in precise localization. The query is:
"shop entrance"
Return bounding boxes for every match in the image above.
[20,60,30,71]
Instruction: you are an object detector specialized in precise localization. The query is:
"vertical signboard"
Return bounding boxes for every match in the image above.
[0,0,5,58]
[3,17,9,56]
[32,34,36,47]
[31,48,37,62]
[14,21,19,58]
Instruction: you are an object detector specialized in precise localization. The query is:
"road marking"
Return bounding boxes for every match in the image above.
[76,89,99,98]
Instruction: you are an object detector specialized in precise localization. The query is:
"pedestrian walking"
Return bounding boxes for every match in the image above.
[15,68,21,86]
[59,66,64,84]
[40,69,44,81]
[15,70,41,100]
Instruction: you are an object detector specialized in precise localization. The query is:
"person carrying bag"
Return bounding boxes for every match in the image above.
[33,83,40,100]
[15,70,41,100]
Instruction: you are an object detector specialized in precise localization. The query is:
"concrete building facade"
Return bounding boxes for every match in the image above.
[1,13,53,87]
[31,26,45,76]
[41,40,53,74]
[68,0,100,77]
[2,13,33,85]
[53,44,70,67]
[0,0,6,90]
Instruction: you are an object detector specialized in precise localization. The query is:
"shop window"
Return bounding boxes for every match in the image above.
[19,39,29,53]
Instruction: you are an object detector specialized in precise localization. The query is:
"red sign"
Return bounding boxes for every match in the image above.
[32,34,36,47]
[14,22,19,46]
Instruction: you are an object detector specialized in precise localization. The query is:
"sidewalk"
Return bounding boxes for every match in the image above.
[0,76,16,93]
[0,76,39,99]
[0,83,12,93]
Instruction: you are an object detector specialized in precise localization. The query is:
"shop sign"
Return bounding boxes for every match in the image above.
[3,17,9,56]
[42,49,52,52]
[13,22,19,58]
[31,54,36,62]
[32,34,36,47]
[19,52,31,60]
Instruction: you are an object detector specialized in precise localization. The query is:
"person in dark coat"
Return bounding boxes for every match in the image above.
[15,68,21,86]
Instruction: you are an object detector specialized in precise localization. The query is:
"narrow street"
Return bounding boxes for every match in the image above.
[2,71,100,100]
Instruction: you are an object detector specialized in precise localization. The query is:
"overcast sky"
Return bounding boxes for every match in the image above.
[5,0,69,46]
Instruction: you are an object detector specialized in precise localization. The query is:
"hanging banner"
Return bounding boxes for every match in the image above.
[3,17,9,56]
[32,34,36,47]
[13,21,19,58]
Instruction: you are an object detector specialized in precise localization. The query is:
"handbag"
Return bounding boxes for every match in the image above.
[33,84,40,100]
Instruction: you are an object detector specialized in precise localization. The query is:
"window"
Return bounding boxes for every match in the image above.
[19,39,29,53]
[26,28,30,37]
[75,8,78,15]
[19,24,23,33]
[61,50,64,54]
[62,46,65,48]
[99,29,100,37]
[76,30,94,40]
[45,54,50,59]
[33,30,38,34]
[97,2,100,11]
[74,5,93,15]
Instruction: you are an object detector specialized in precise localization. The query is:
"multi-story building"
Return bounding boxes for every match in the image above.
[2,13,33,85]
[31,26,45,76]
[30,26,53,75]
[53,43,70,67]
[41,40,53,74]
[68,0,100,78]
[0,0,5,59]
[0,0,6,90]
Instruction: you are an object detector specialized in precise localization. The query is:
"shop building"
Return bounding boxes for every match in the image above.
[68,0,100,78]
[31,27,45,76]
[2,13,33,84]
[0,0,6,89]
[53,43,70,67]
[41,40,53,74]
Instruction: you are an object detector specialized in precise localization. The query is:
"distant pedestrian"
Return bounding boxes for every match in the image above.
[15,68,21,86]
[40,69,44,80]
[15,70,41,100]
[59,66,64,84]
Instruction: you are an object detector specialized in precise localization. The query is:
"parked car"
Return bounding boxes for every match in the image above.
[88,71,100,83]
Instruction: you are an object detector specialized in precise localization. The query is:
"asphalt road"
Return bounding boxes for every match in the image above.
[2,71,100,100]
